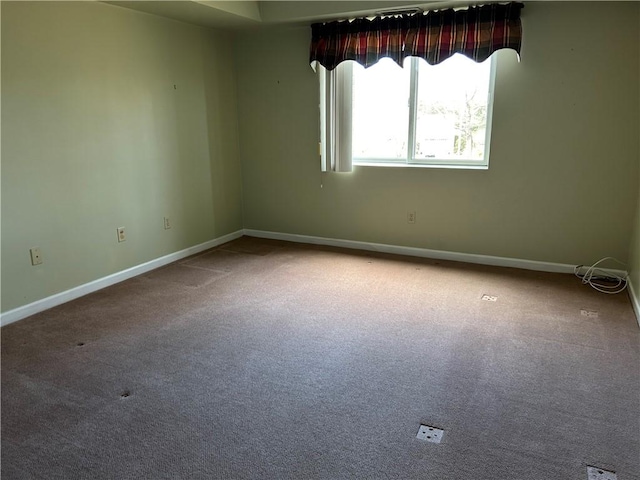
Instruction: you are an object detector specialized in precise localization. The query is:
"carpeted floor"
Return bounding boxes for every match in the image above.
[2,236,639,479]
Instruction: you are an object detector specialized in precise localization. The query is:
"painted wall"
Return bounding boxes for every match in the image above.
[235,2,639,266]
[2,1,639,316]
[629,188,640,311]
[629,27,640,311]
[1,2,243,312]
[630,23,640,315]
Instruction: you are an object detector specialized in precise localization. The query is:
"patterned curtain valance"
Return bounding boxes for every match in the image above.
[310,2,524,71]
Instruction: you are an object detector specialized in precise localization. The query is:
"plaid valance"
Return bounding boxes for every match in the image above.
[310,2,524,70]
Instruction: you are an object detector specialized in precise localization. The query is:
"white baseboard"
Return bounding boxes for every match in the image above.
[0,230,243,327]
[245,230,636,323]
[628,279,640,328]
[245,229,591,274]
[3,228,634,328]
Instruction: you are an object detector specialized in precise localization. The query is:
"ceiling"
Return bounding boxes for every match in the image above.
[105,1,475,30]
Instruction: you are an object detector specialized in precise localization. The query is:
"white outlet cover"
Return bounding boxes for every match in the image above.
[481,294,497,302]
[416,425,444,443]
[580,309,599,318]
[587,466,617,480]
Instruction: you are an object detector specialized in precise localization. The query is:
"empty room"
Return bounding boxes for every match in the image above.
[2,1,639,479]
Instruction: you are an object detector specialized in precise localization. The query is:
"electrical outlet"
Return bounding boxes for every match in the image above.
[164,217,171,230]
[416,424,444,443]
[481,294,498,302]
[407,211,416,224]
[30,248,43,265]
[117,227,126,242]
[587,466,617,480]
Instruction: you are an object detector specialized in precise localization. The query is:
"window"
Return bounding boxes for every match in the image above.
[320,54,496,170]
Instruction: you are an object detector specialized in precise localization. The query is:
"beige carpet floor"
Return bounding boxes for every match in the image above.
[2,236,639,479]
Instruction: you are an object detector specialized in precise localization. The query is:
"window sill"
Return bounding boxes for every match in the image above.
[353,162,489,171]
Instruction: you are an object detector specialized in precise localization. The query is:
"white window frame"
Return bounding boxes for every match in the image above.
[319,62,354,173]
[319,56,497,171]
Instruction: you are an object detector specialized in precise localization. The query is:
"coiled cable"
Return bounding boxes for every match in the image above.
[574,257,628,294]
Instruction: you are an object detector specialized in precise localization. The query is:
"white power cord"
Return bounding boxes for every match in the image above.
[574,257,628,294]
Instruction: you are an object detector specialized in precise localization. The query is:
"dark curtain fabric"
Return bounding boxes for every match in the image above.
[310,3,524,70]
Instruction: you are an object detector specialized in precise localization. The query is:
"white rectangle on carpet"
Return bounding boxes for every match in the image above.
[416,425,444,443]
[587,466,617,480]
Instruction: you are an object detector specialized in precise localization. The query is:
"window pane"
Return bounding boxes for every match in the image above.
[414,55,491,161]
[352,58,410,160]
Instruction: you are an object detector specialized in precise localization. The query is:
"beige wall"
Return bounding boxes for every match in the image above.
[629,31,640,307]
[2,1,639,316]
[1,2,243,312]
[629,188,640,307]
[235,2,639,266]
[630,13,640,311]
